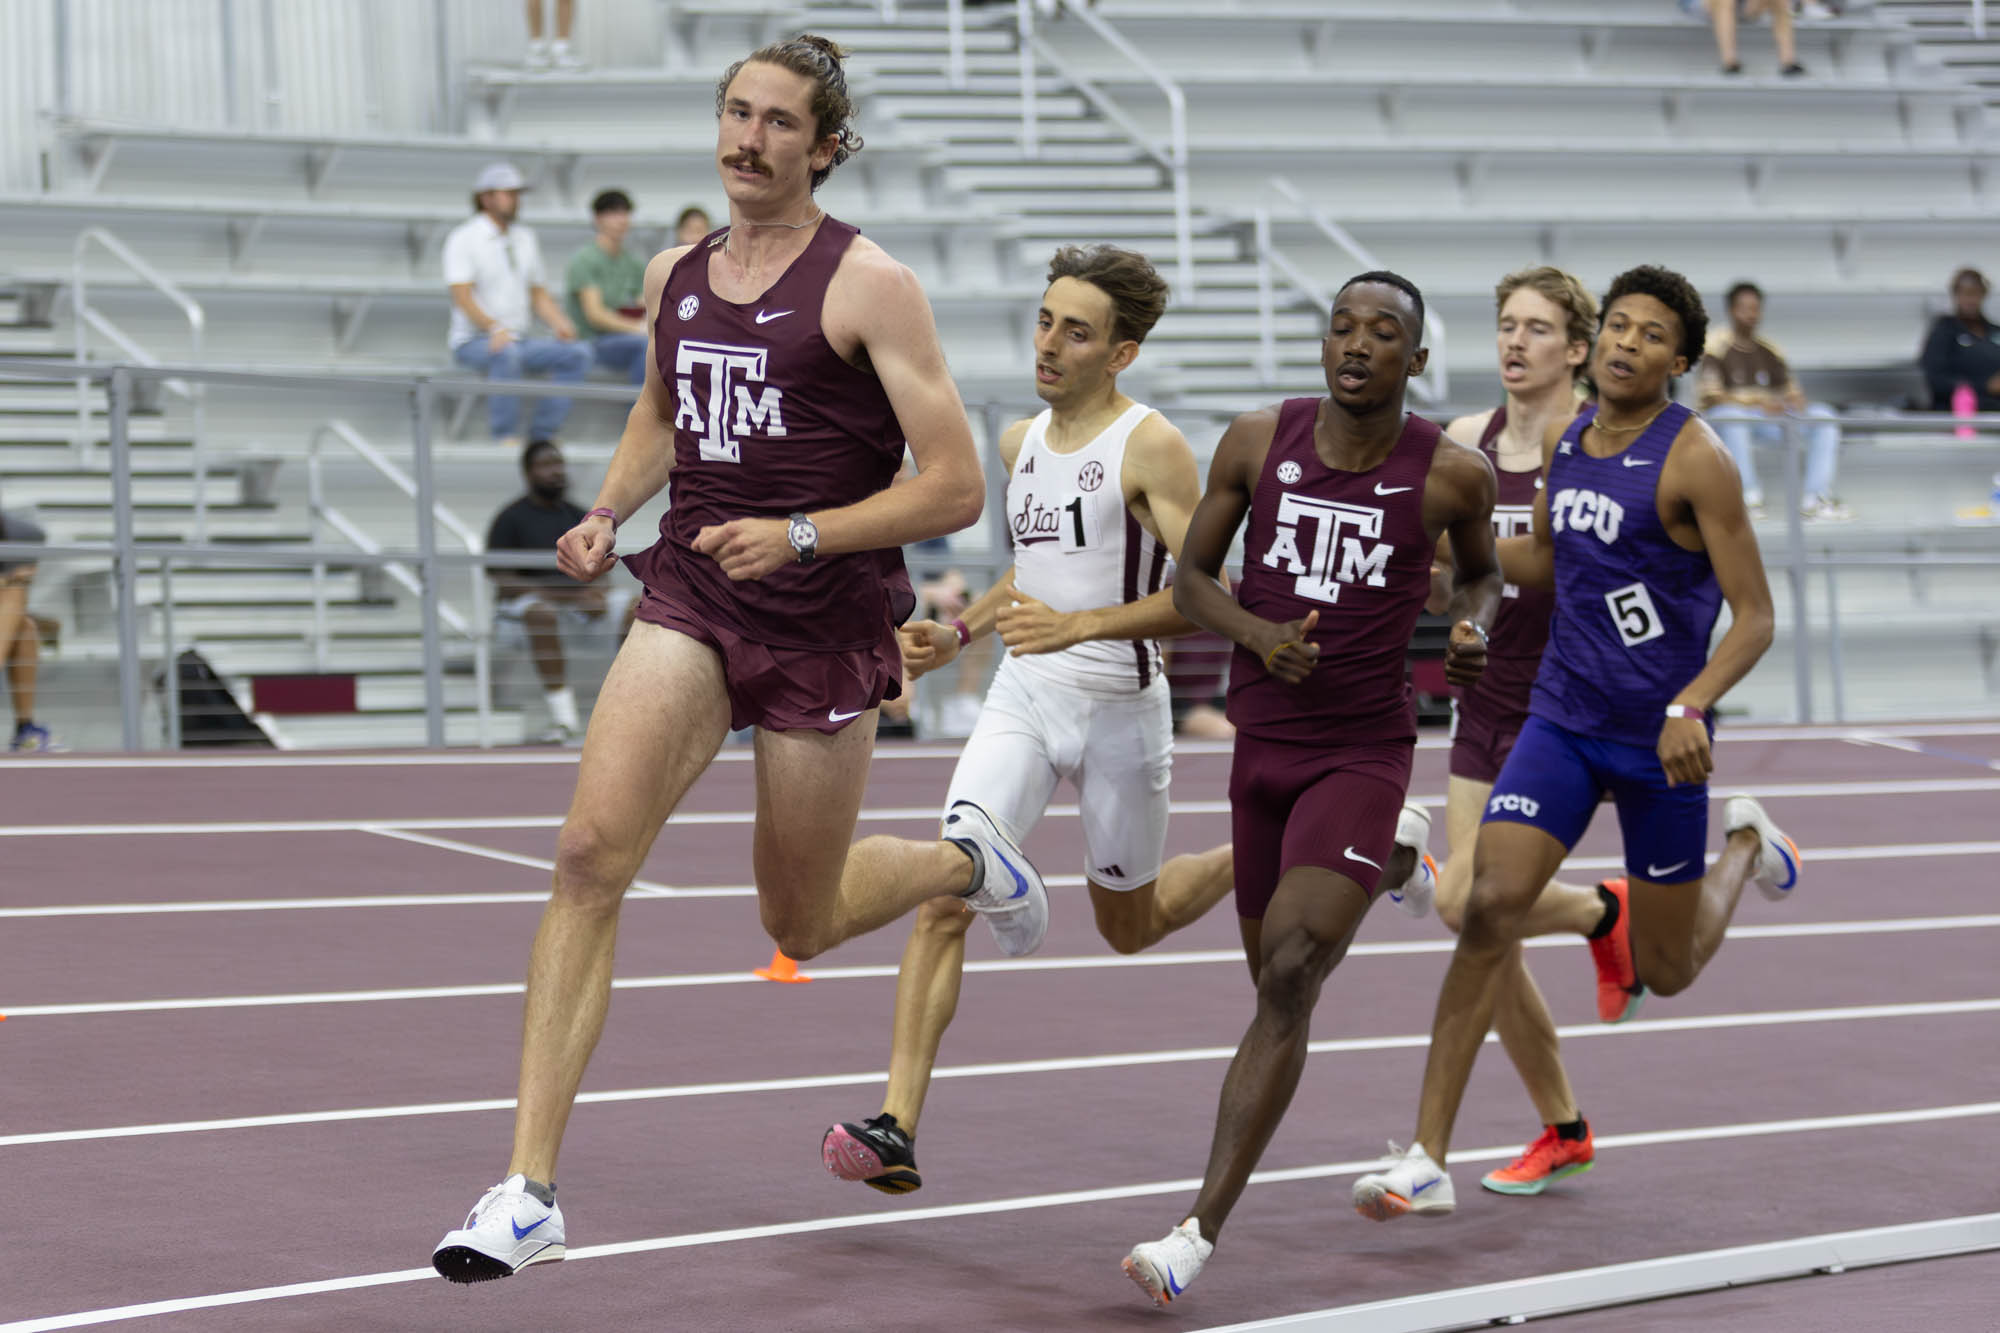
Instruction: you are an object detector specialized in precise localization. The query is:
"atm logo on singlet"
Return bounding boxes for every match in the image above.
[1494,503,1535,599]
[1549,487,1625,545]
[674,340,787,464]
[1258,494,1393,605]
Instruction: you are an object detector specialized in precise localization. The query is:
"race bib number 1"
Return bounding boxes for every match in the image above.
[1059,494,1101,552]
[1605,580,1665,648]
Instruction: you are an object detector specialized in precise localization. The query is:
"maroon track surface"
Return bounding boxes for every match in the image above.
[1,727,1996,1331]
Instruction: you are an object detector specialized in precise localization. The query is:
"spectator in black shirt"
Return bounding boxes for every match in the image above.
[486,439,601,742]
[1921,267,2000,412]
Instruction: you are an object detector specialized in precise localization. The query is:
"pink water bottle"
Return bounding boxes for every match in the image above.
[1952,382,1977,439]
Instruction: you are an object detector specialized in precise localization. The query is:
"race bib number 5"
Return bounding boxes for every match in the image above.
[1605,580,1665,648]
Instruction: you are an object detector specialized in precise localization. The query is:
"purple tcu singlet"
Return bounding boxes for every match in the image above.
[1463,405,1556,718]
[1530,401,1723,745]
[1227,400,1440,744]
[624,218,914,652]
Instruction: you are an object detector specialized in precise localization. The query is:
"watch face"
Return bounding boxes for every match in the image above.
[789,519,815,548]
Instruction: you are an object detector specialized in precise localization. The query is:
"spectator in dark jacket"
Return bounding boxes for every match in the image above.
[1921,267,2000,412]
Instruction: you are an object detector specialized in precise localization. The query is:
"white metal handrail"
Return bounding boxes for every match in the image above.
[1252,176,1449,404]
[1016,0,1194,299]
[306,419,492,745]
[71,226,210,535]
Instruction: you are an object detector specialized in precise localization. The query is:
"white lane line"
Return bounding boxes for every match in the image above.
[2,720,1993,773]
[2,775,1997,839]
[4,994,1996,1149]
[9,835,2000,920]
[8,914,2000,1017]
[7,1098,1999,1333]
[355,826,678,897]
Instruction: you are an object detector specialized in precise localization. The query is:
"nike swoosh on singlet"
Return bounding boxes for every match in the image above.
[1373,484,1413,495]
[755,309,794,324]
[1623,456,1655,468]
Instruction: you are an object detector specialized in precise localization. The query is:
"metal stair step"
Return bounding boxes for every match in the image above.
[945,162,1164,188]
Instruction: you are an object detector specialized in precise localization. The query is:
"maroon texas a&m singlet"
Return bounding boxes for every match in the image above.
[1227,399,1440,744]
[624,218,914,651]
[1458,404,1555,720]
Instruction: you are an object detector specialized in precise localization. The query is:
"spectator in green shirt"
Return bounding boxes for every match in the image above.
[565,189,649,384]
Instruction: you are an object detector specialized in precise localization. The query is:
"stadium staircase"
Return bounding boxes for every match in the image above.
[2,0,1995,745]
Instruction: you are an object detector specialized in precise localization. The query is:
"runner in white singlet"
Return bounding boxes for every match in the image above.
[818,245,1235,1195]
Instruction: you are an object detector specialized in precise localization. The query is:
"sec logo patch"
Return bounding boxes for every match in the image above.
[677,295,700,321]
[1276,460,1302,484]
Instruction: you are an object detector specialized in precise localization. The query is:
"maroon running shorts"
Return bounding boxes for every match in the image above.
[633,584,903,734]
[1228,729,1414,918]
[1448,695,1529,785]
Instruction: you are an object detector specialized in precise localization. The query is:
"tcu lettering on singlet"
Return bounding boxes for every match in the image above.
[673,340,788,463]
[1548,487,1624,545]
[1258,493,1394,604]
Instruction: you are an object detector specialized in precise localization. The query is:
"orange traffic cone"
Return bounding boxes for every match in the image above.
[753,948,811,984]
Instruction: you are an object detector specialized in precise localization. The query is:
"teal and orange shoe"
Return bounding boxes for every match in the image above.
[1481,1123,1595,1196]
[1589,877,1645,1024]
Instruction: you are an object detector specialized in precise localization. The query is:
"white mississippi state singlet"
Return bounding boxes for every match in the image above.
[1006,401,1170,693]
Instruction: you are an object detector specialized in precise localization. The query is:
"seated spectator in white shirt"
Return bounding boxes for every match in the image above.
[444,163,592,443]
[1698,281,1849,521]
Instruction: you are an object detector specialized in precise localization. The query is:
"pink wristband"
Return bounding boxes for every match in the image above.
[1664,704,1706,720]
[586,506,619,530]
[951,618,971,647]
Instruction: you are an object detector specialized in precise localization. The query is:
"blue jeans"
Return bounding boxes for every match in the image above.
[589,332,650,385]
[451,336,593,439]
[1709,402,1841,504]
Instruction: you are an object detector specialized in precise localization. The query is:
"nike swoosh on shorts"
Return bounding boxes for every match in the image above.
[1344,846,1382,870]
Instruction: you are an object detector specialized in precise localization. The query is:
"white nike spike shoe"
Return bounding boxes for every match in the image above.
[945,799,1049,957]
[1724,794,1802,902]
[432,1173,566,1282]
[1123,1217,1213,1307]
[1384,802,1436,919]
[1352,1141,1456,1222]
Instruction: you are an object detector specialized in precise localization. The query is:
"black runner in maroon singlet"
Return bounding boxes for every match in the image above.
[1227,401,1441,745]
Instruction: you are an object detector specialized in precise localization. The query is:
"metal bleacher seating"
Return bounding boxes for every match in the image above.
[2,0,1995,745]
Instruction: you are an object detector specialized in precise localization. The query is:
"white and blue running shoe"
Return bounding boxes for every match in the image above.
[1123,1217,1213,1307]
[1385,802,1437,919]
[1724,794,1802,902]
[1352,1141,1456,1221]
[945,799,1048,957]
[432,1174,565,1282]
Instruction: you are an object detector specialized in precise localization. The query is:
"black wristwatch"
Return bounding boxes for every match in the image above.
[786,512,818,564]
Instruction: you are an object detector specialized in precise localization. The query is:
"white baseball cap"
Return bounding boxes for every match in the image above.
[473,162,529,193]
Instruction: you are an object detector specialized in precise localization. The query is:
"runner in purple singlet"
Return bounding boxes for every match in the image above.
[432,36,1052,1283]
[1122,272,1503,1306]
[1354,265,1803,1225]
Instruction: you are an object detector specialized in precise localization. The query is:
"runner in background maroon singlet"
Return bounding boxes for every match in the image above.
[432,35,1055,1285]
[1426,267,1609,1198]
[1120,272,1502,1308]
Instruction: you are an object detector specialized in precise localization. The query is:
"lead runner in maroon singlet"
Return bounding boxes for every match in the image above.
[431,37,1048,1284]
[1119,272,1503,1307]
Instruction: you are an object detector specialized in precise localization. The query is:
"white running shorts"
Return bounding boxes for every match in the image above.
[942,658,1172,891]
